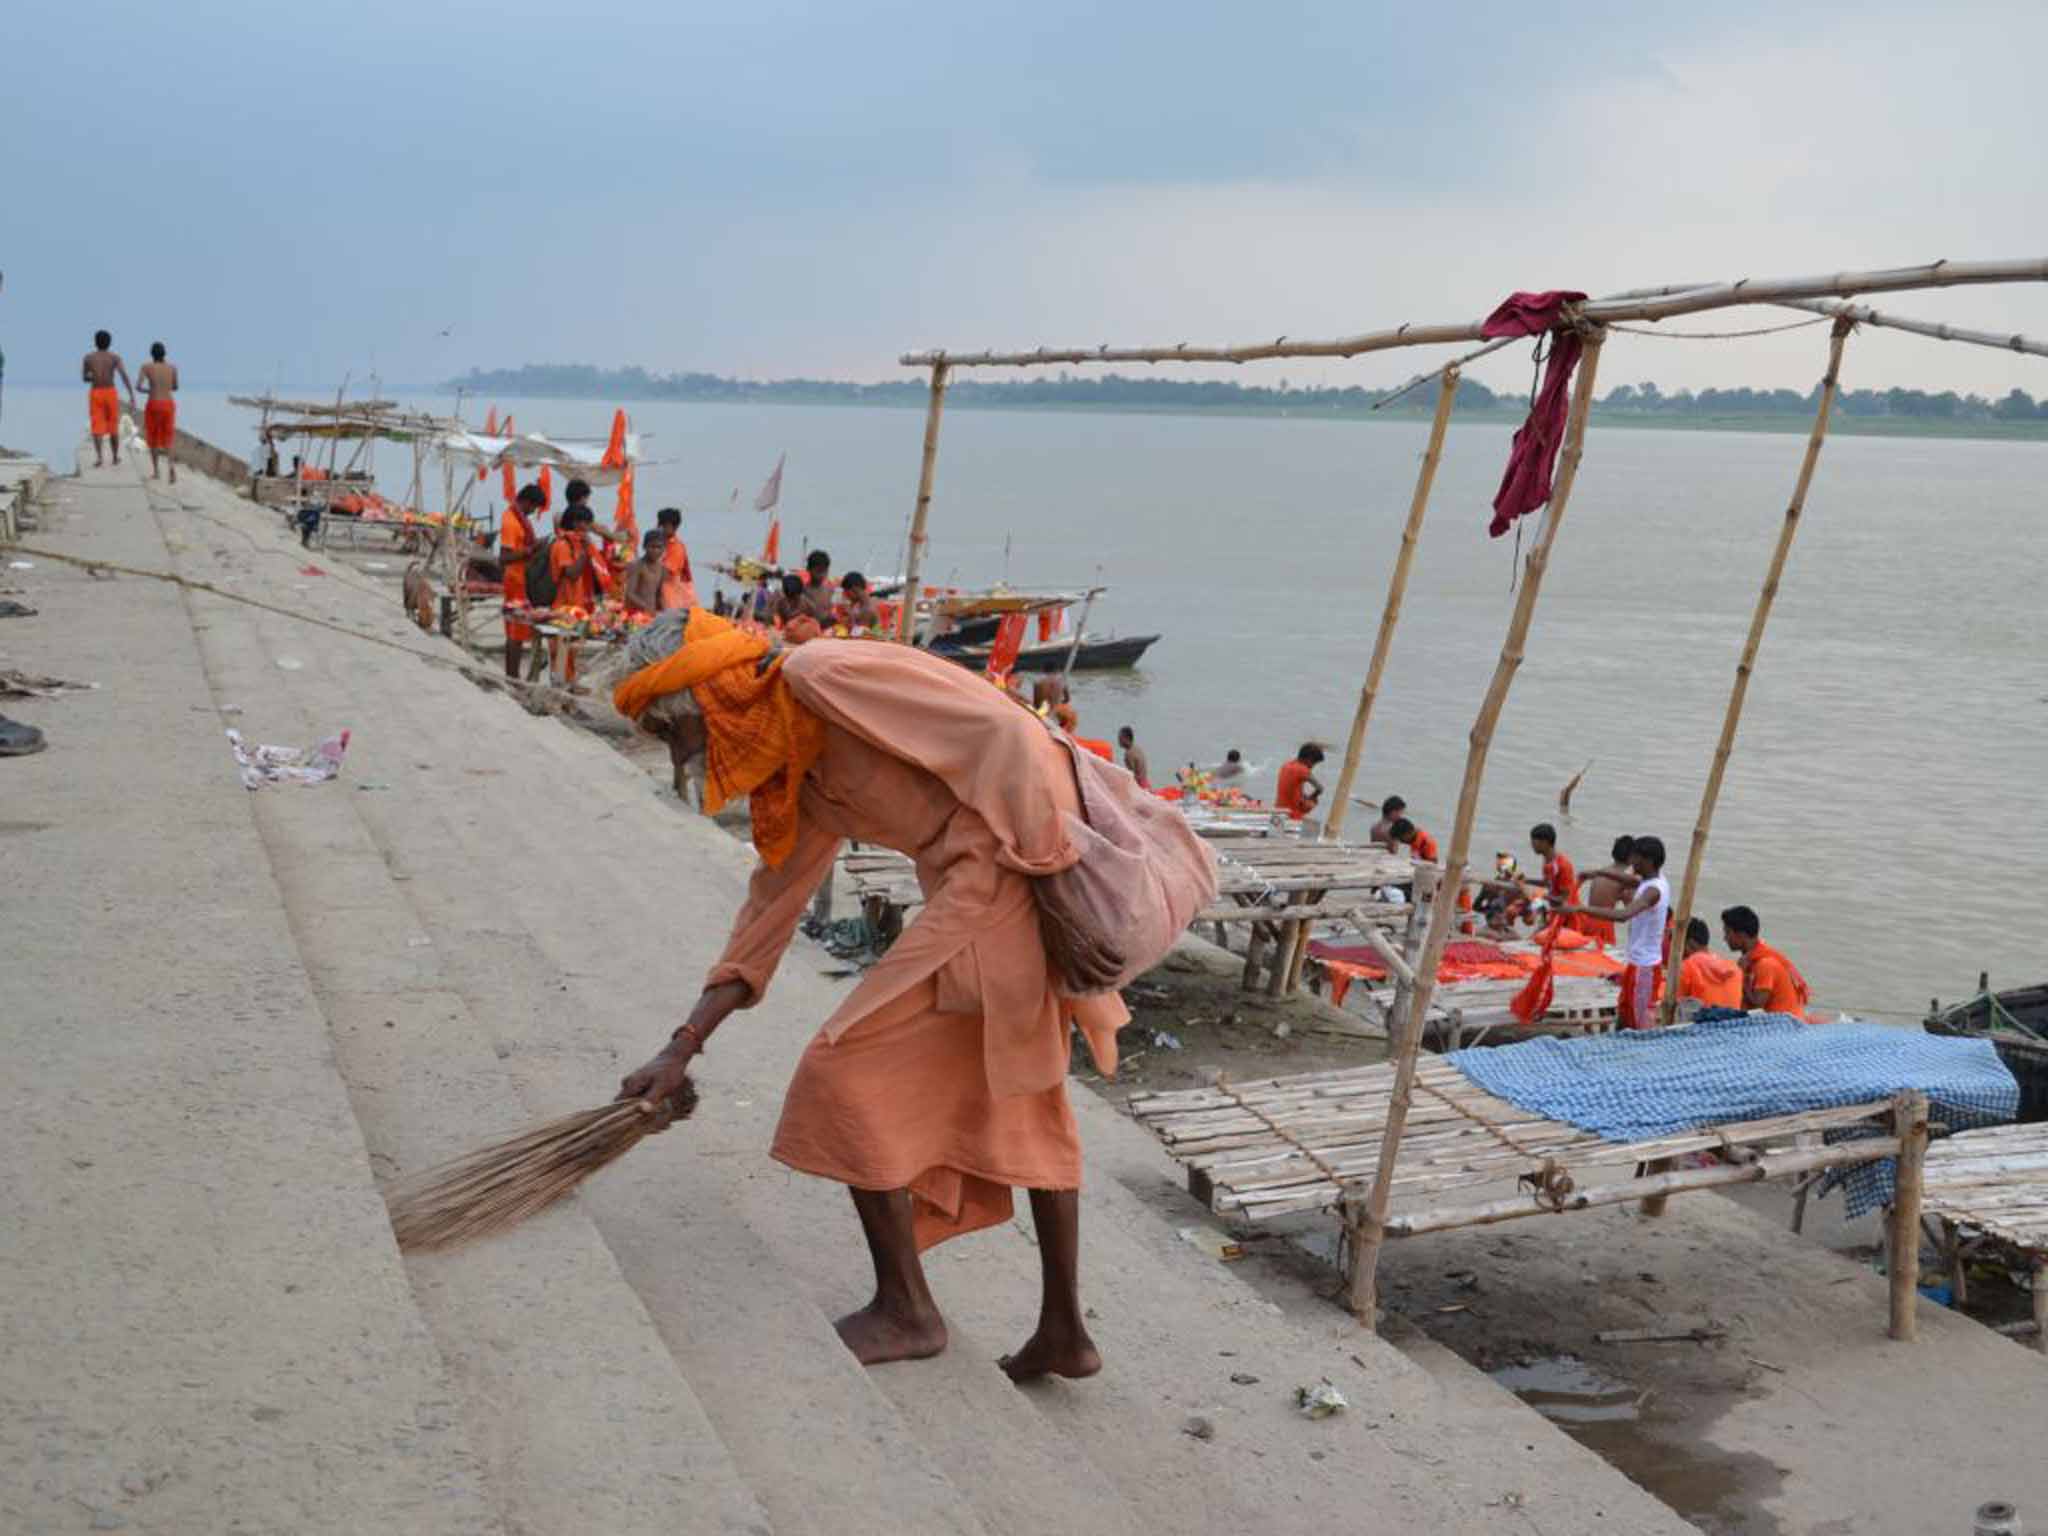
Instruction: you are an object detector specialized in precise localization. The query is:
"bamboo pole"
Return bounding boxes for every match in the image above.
[1279,364,1460,996]
[1387,1134,1902,1237]
[1661,317,1852,1024]
[1324,365,1460,842]
[896,362,951,644]
[1776,298,2048,360]
[899,256,2047,369]
[1058,587,1102,683]
[1344,326,1607,1325]
[2033,1264,2047,1356]
[1888,1089,1930,1342]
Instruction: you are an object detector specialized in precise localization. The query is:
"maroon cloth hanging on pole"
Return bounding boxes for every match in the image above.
[1482,290,1588,538]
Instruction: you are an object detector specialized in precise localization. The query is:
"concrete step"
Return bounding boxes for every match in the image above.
[149,470,1701,1536]
[275,584,1002,1536]
[0,471,503,1535]
[167,520,776,1536]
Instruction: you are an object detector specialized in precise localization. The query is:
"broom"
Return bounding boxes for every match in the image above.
[386,1079,698,1252]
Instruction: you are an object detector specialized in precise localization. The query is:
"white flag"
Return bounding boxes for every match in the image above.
[753,453,785,513]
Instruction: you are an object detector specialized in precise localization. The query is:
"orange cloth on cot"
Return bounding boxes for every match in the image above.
[703,640,1159,1250]
[300,465,328,481]
[1745,940,1811,1016]
[88,387,121,437]
[1680,950,1744,1009]
[143,398,176,450]
[612,608,827,867]
[1076,737,1114,761]
[549,531,595,612]
[1275,759,1315,820]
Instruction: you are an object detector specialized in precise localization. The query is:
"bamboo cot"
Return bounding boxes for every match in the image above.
[897,255,2048,1330]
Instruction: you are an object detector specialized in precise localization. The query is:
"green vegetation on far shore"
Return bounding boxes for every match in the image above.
[445,364,2048,442]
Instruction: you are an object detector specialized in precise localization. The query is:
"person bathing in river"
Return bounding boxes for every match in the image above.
[1563,835,1670,1030]
[1117,725,1151,789]
[613,613,1215,1376]
[1368,794,1406,849]
[1212,749,1245,782]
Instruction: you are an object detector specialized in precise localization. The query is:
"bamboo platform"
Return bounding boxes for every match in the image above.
[836,835,1416,996]
[1921,1123,2048,1352]
[1128,1061,1932,1337]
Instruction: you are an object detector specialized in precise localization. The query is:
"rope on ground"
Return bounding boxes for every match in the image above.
[2,541,579,711]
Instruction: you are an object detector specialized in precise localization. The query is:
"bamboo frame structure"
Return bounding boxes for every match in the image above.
[896,362,951,642]
[1888,1090,1931,1341]
[1343,327,1608,1323]
[1661,317,1853,1024]
[900,257,2046,367]
[1776,298,2048,360]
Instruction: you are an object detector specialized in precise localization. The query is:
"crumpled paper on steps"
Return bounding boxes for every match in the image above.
[227,727,349,790]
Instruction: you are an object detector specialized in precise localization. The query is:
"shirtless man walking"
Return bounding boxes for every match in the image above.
[82,330,137,468]
[138,342,179,483]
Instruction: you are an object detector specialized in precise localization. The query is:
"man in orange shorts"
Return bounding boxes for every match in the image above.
[138,342,179,483]
[499,482,545,680]
[81,330,136,468]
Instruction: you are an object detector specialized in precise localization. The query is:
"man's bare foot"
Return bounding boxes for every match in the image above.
[834,1298,947,1366]
[999,1321,1102,1382]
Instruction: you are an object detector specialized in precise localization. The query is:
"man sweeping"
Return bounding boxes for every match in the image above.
[613,612,1215,1377]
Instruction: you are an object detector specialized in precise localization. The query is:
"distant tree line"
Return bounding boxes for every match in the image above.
[446,363,2048,423]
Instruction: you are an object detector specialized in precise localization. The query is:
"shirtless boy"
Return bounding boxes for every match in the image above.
[138,342,180,483]
[82,330,136,467]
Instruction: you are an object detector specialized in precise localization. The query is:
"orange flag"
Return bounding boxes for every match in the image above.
[500,460,517,508]
[761,518,781,566]
[615,462,638,546]
[986,612,1028,678]
[484,406,499,435]
[600,409,628,470]
[538,464,553,510]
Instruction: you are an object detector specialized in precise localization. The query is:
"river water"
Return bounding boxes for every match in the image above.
[7,385,2043,1018]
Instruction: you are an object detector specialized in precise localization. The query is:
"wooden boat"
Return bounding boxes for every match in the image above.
[1925,979,2048,1121]
[930,632,1160,672]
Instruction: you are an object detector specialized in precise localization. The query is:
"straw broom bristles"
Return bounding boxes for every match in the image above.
[386,1080,698,1252]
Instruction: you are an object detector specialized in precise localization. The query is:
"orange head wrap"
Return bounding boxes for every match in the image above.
[612,608,825,866]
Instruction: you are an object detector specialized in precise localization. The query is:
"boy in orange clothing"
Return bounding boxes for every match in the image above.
[138,342,179,483]
[656,506,696,611]
[1721,905,1812,1017]
[499,483,544,681]
[1274,743,1325,821]
[81,330,136,468]
[548,503,598,687]
[1678,918,1744,1010]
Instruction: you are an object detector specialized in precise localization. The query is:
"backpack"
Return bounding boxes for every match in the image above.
[525,536,559,610]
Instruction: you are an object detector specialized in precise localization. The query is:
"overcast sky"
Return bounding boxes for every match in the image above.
[9,0,2046,398]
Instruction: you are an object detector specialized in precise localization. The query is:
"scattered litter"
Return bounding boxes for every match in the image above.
[226,727,349,790]
[1487,1492,1527,1512]
[1229,1372,1260,1386]
[1743,1354,1787,1374]
[219,704,243,716]
[1124,983,1173,1007]
[1436,1303,1471,1314]
[1176,1226,1246,1262]
[363,562,391,573]
[0,600,37,619]
[406,936,432,948]
[7,560,32,570]
[298,564,328,577]
[1295,1380,1349,1419]
[274,657,304,671]
[1180,1415,1215,1441]
[0,670,98,699]
[1150,1029,1183,1051]
[356,781,391,791]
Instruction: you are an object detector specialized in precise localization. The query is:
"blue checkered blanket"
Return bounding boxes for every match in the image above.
[1448,1011,2018,1217]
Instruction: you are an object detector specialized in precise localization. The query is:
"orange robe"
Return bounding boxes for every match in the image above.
[1275,759,1315,820]
[660,534,697,611]
[1543,852,1580,907]
[1745,941,1811,1016]
[549,531,595,611]
[1679,950,1744,1010]
[709,642,1145,1251]
[499,507,535,643]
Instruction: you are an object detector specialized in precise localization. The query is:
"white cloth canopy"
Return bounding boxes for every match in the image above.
[435,429,641,483]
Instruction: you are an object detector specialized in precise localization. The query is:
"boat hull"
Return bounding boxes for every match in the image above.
[931,634,1160,673]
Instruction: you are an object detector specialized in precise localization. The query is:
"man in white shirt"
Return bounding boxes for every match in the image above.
[1563,834,1671,1030]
